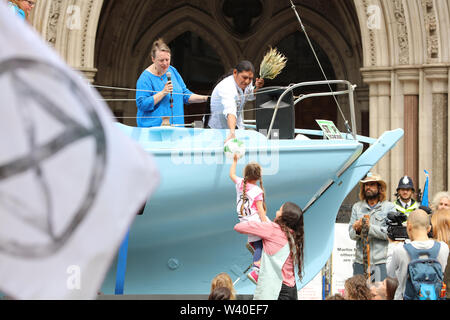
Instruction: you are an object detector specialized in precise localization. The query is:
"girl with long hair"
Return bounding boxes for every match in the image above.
[229,155,267,284]
[234,201,304,300]
[431,209,450,299]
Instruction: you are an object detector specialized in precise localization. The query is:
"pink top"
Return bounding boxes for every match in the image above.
[234,220,295,287]
[234,177,263,213]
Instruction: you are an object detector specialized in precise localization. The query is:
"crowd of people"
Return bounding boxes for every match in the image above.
[346,173,449,300]
[207,172,449,301]
[138,39,449,300]
[5,3,448,302]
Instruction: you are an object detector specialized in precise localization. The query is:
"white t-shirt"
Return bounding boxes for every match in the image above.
[208,75,255,129]
[235,177,263,242]
[387,239,449,300]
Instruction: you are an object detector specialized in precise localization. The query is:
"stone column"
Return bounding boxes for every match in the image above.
[397,68,420,190]
[424,67,449,195]
[362,69,392,198]
[78,67,98,84]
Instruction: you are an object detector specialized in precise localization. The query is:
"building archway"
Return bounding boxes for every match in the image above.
[94,3,241,125]
[30,0,450,199]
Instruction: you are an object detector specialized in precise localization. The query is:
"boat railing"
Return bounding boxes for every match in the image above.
[266,80,358,140]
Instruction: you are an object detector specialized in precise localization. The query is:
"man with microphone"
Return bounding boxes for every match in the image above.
[136,38,208,127]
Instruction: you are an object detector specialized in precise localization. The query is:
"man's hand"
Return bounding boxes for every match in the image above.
[255,78,264,90]
[225,114,237,144]
[225,132,236,144]
[353,218,363,233]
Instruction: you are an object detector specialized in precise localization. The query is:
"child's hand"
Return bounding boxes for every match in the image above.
[233,154,239,162]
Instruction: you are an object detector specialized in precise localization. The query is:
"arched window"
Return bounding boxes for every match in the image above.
[265,32,338,130]
[169,31,224,124]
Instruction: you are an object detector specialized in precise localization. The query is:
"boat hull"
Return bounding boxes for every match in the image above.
[100,125,403,295]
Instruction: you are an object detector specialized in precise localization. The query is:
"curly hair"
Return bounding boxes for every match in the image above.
[358,182,386,202]
[274,202,304,280]
[431,191,450,211]
[344,275,373,300]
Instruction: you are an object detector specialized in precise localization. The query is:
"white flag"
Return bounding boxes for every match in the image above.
[0,2,159,299]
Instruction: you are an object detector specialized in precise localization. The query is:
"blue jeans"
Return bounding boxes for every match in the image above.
[250,240,263,265]
[353,262,387,282]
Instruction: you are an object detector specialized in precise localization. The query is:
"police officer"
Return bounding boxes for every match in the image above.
[394,176,419,219]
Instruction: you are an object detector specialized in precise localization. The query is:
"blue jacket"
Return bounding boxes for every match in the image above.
[349,200,396,265]
[135,65,192,127]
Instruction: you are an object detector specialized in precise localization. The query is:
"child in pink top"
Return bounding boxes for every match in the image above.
[229,155,267,284]
[234,202,304,300]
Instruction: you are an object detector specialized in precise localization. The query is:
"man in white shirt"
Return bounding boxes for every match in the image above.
[208,60,264,142]
[387,209,449,300]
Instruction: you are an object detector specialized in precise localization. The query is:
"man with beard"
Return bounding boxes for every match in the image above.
[349,172,396,282]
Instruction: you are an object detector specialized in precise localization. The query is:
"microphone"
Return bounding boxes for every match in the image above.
[166,72,173,107]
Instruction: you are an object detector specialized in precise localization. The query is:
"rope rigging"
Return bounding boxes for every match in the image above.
[91,1,354,130]
[288,0,352,134]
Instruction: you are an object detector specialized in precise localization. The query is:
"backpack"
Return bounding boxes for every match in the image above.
[403,242,445,300]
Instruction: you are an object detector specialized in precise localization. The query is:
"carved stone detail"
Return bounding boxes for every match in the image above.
[393,0,409,65]
[362,0,377,66]
[81,0,94,67]
[46,0,62,46]
[422,0,439,61]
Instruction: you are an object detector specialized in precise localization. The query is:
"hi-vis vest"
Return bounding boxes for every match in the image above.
[395,199,419,223]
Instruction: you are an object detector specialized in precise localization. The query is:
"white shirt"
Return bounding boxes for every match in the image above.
[208,75,255,129]
[398,199,412,209]
[387,240,449,300]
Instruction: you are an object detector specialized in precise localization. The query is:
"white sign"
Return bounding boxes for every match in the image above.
[298,270,323,300]
[331,223,356,296]
[316,120,343,140]
[0,2,160,299]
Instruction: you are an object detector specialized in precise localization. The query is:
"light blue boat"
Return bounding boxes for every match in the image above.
[100,80,403,297]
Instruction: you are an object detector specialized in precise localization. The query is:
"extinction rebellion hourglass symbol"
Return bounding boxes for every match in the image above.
[0,57,107,258]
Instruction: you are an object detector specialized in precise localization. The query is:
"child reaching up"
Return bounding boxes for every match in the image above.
[229,154,268,284]
[234,202,305,300]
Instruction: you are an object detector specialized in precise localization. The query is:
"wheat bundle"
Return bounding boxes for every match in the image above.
[259,47,287,80]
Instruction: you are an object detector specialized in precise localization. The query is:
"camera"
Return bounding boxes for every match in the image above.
[386,211,408,241]
[386,205,433,241]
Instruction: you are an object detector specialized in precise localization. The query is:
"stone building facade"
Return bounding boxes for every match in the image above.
[29,0,450,203]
